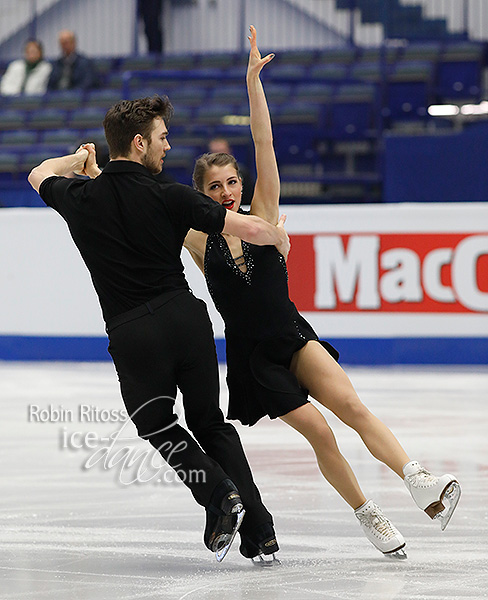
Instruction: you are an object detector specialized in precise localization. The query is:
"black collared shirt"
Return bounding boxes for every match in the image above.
[39,160,226,321]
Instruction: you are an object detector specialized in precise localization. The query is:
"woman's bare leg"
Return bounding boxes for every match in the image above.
[280,402,366,509]
[290,341,410,478]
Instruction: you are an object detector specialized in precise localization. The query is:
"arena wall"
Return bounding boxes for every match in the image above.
[1,203,486,364]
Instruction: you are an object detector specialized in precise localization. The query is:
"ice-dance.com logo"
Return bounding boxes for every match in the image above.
[28,397,206,487]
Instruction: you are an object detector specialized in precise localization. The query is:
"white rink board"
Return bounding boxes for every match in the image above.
[1,203,487,339]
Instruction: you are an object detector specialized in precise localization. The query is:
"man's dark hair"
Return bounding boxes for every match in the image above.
[103,95,173,158]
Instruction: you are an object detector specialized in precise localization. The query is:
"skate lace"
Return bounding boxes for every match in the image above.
[357,509,397,539]
[409,467,438,487]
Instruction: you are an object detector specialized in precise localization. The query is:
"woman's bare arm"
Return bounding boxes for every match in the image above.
[247,25,280,225]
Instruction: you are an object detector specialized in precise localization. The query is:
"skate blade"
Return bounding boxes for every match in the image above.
[251,553,281,567]
[214,507,246,562]
[435,481,461,531]
[385,547,408,560]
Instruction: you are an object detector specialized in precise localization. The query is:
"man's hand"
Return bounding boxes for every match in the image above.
[73,143,101,178]
[73,147,89,174]
[275,214,290,260]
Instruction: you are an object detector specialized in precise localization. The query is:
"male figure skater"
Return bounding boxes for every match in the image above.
[28,95,288,561]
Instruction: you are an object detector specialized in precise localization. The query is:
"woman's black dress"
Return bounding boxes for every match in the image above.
[204,232,339,426]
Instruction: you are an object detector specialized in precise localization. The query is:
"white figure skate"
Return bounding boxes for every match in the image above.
[403,461,461,531]
[355,500,407,559]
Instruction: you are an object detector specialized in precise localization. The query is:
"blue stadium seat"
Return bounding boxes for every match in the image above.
[161,54,198,70]
[274,102,324,126]
[328,85,377,139]
[42,129,80,146]
[359,46,399,64]
[294,83,334,103]
[0,110,26,131]
[124,84,167,100]
[209,84,245,105]
[265,64,308,82]
[170,84,210,106]
[120,55,160,71]
[86,89,122,109]
[199,53,236,69]
[28,108,67,130]
[402,42,441,62]
[0,152,19,172]
[436,44,483,101]
[278,49,316,67]
[2,130,37,147]
[164,146,197,185]
[45,90,84,110]
[386,61,433,121]
[69,107,106,130]
[316,47,357,65]
[309,63,349,81]
[194,103,235,126]
[350,61,390,82]
[169,105,194,127]
[7,95,44,111]
[261,83,293,105]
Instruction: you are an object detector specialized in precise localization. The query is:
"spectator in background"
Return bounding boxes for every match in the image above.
[47,30,98,91]
[208,137,255,205]
[137,0,165,54]
[0,40,52,96]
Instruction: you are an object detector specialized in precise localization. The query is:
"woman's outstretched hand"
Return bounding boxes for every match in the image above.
[247,25,275,79]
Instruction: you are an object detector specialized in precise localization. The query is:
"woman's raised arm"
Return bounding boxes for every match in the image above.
[247,25,280,225]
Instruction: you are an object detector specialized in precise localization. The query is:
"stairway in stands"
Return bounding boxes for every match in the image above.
[335,0,461,40]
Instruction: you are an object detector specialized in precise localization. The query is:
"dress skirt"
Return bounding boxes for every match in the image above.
[225,313,339,426]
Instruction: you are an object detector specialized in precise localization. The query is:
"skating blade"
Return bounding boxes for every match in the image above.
[386,547,408,560]
[251,553,281,567]
[214,507,246,562]
[436,481,461,531]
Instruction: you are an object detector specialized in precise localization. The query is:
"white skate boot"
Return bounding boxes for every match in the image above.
[403,461,461,531]
[354,500,407,559]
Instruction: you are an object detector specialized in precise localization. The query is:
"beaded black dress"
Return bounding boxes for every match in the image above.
[204,231,339,426]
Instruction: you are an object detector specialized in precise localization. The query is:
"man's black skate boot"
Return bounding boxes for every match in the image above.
[239,522,280,566]
[204,478,245,562]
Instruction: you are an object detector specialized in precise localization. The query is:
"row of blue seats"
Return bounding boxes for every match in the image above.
[0,99,376,140]
[0,81,377,111]
[1,40,481,76]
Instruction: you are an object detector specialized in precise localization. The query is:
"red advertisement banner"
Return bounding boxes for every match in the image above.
[288,233,488,313]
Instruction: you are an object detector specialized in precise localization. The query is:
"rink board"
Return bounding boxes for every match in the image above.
[0,204,487,364]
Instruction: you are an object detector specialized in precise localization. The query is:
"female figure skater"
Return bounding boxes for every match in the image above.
[184,26,460,562]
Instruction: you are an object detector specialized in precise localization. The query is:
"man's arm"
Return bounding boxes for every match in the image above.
[28,149,89,193]
[223,210,289,259]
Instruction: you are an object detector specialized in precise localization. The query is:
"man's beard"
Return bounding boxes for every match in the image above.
[141,147,162,175]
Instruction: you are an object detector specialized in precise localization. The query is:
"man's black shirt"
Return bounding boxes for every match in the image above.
[39,160,226,321]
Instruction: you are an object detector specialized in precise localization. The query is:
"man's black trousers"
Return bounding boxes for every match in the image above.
[107,290,272,532]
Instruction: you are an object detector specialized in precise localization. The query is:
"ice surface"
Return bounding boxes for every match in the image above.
[1,362,487,599]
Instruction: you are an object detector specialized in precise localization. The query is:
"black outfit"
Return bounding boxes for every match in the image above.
[48,52,98,90]
[39,161,272,533]
[137,0,164,54]
[204,230,339,427]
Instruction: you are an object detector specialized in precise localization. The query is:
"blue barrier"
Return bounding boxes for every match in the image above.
[1,335,486,365]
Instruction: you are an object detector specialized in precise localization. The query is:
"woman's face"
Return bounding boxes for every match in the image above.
[202,164,242,212]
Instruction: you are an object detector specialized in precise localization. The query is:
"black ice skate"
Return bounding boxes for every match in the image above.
[204,479,246,562]
[239,522,280,566]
